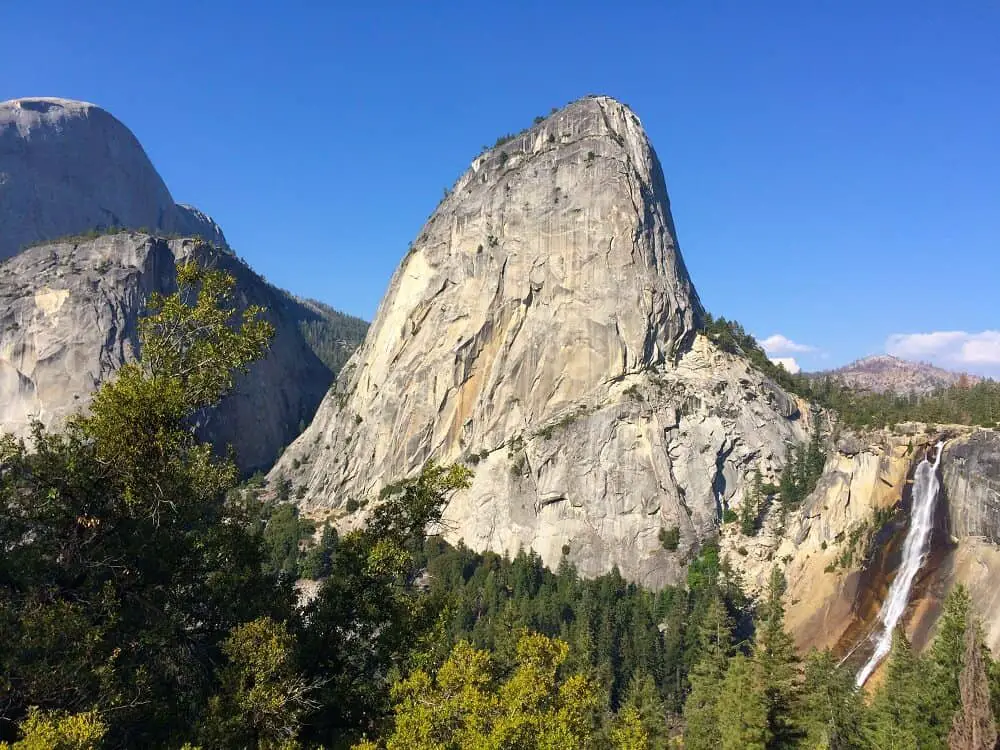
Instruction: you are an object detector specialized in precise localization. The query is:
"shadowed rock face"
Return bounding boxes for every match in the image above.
[272,96,807,587]
[0,233,332,474]
[0,97,226,260]
[943,430,1000,544]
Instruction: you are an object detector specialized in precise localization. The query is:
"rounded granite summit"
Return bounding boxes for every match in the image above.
[0,96,225,260]
[271,95,806,588]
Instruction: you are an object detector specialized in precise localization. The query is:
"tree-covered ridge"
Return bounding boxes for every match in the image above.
[293,297,368,377]
[703,313,1000,430]
[409,538,749,715]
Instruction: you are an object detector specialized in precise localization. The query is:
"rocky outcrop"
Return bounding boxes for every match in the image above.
[724,430,916,651]
[942,430,1000,544]
[272,96,807,587]
[0,97,226,260]
[0,232,332,473]
[727,425,1000,658]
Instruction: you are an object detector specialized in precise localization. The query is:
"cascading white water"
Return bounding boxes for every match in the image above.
[855,441,944,687]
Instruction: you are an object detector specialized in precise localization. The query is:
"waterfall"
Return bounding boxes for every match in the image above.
[855,441,944,687]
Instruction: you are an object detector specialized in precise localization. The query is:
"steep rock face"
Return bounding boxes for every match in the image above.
[942,430,1000,544]
[727,430,916,651]
[273,96,806,587]
[0,97,225,260]
[0,232,332,473]
[730,426,1000,657]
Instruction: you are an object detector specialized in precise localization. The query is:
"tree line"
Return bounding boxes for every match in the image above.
[703,314,1000,430]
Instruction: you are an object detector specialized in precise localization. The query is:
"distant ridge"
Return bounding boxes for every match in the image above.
[810,354,982,395]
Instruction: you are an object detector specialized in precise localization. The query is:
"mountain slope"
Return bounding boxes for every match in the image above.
[812,354,982,395]
[0,232,333,473]
[271,96,807,586]
[294,298,368,378]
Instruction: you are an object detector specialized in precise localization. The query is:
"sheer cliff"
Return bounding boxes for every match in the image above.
[0,232,332,473]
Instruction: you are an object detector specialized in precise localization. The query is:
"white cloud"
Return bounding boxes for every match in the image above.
[885,330,1000,374]
[769,356,801,374]
[760,334,815,355]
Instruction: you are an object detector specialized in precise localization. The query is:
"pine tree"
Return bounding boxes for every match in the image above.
[610,706,650,750]
[930,585,973,730]
[948,621,998,750]
[864,629,930,749]
[740,468,761,536]
[682,594,734,750]
[800,649,869,750]
[620,672,668,749]
[716,654,768,750]
[752,567,802,748]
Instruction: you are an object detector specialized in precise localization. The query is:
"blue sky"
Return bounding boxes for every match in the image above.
[5,1,998,374]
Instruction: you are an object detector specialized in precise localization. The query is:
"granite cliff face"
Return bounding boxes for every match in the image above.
[0,232,332,473]
[942,430,1000,544]
[0,97,226,260]
[722,425,1000,658]
[272,96,807,586]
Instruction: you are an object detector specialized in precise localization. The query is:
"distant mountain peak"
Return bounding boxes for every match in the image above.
[812,354,981,395]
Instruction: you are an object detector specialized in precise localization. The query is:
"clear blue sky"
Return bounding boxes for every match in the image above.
[5,1,998,374]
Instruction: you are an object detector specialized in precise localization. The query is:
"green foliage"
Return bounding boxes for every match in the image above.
[413,540,746,717]
[716,654,768,750]
[752,568,802,748]
[0,708,106,749]
[138,259,274,411]
[610,706,651,749]
[682,594,735,750]
[863,590,983,750]
[0,261,288,746]
[294,299,368,378]
[261,503,315,576]
[295,463,472,745]
[778,420,827,522]
[658,525,680,551]
[800,649,868,749]
[685,568,803,750]
[865,629,935,748]
[619,672,669,749]
[299,523,339,580]
[740,468,766,536]
[198,617,315,748]
[358,633,605,749]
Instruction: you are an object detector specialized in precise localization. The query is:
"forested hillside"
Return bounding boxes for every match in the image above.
[294,297,368,377]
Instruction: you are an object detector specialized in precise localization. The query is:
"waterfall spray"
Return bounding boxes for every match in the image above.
[855,441,944,687]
